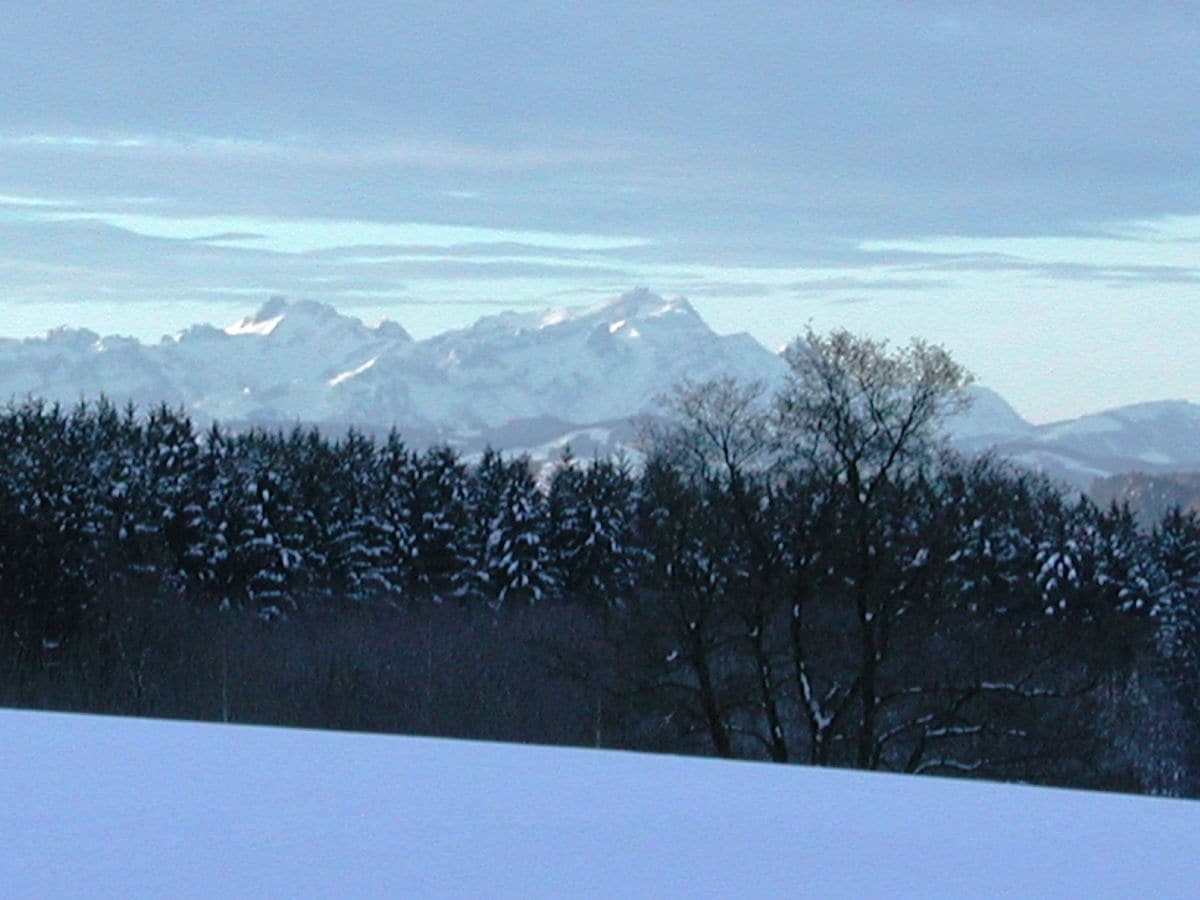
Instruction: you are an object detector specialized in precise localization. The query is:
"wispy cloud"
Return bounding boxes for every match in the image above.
[788,276,950,294]
[301,241,641,262]
[37,210,649,256]
[662,282,776,299]
[825,296,877,306]
[185,232,269,244]
[0,193,75,208]
[0,131,630,172]
[896,252,1200,287]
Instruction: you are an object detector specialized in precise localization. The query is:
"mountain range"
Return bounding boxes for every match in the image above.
[3,288,1198,489]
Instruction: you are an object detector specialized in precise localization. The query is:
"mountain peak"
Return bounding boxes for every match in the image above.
[224,296,290,336]
[587,288,698,322]
[369,318,413,342]
[254,295,291,321]
[946,385,1034,443]
[39,326,102,349]
[224,297,352,337]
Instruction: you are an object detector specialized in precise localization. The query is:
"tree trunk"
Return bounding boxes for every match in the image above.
[692,650,732,758]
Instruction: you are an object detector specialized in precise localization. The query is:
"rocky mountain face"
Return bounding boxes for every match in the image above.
[3,289,1198,487]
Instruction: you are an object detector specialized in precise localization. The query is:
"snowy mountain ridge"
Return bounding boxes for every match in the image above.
[0,289,782,437]
[958,398,1200,488]
[2,289,1199,486]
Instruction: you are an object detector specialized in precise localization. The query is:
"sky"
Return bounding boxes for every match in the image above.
[1,3,1198,422]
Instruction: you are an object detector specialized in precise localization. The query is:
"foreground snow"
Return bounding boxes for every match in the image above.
[2,710,1198,897]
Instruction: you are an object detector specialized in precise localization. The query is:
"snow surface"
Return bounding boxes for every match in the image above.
[2,709,1198,898]
[328,355,379,387]
[223,312,284,336]
[1009,450,1113,480]
[1039,414,1125,439]
[943,385,1036,442]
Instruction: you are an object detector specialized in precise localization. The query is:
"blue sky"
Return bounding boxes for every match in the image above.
[1,3,1197,421]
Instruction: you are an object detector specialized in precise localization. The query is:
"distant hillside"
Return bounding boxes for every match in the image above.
[1090,471,1200,528]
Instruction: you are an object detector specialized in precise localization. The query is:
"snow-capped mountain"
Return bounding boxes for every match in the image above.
[968,401,1200,488]
[327,288,786,434]
[1034,401,1200,467]
[945,386,1038,448]
[0,290,781,447]
[2,289,1197,487]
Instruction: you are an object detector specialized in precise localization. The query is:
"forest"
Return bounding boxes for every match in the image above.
[2,329,1198,797]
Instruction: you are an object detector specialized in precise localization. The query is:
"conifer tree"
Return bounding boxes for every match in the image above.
[486,455,556,608]
[323,429,383,602]
[549,451,636,606]
[143,403,204,594]
[1154,507,1200,668]
[409,445,471,601]
[368,430,421,601]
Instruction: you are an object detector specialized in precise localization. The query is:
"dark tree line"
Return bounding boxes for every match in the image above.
[0,400,561,628]
[3,330,1200,796]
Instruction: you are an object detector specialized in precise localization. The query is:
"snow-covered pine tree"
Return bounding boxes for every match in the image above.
[940,458,1049,622]
[367,430,421,601]
[1152,507,1200,666]
[547,446,585,582]
[485,455,557,609]
[323,429,386,603]
[600,453,641,583]
[465,447,508,600]
[1033,496,1167,789]
[242,431,307,615]
[548,451,636,607]
[280,427,336,597]
[188,425,291,612]
[83,400,169,599]
[409,445,472,602]
[0,400,94,644]
[1030,497,1153,716]
[1148,507,1200,792]
[142,402,204,596]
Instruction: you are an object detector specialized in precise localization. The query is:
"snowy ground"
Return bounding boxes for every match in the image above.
[2,709,1198,898]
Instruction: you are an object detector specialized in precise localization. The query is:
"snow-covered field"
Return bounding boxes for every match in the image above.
[2,709,1197,898]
